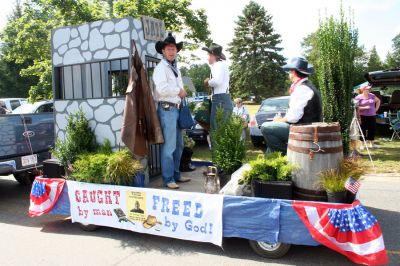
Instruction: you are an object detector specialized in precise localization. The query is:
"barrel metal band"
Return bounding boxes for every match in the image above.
[290,125,341,134]
[288,144,343,154]
[289,134,342,142]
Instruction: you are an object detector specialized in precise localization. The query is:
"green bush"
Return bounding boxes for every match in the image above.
[105,149,144,186]
[315,6,358,154]
[72,153,109,184]
[211,107,246,174]
[52,110,97,167]
[98,139,113,155]
[240,152,296,185]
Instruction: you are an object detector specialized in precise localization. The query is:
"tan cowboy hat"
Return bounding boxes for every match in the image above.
[143,215,162,229]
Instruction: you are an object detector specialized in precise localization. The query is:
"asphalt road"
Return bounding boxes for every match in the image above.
[0,174,398,266]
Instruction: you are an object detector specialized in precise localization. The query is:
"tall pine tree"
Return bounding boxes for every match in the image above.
[367,46,383,72]
[228,1,286,100]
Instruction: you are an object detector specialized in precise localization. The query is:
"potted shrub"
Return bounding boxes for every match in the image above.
[318,159,365,203]
[239,152,296,200]
[211,107,246,187]
[105,149,144,187]
[52,110,97,174]
[319,169,347,203]
[71,153,109,184]
[180,134,196,172]
[339,159,365,203]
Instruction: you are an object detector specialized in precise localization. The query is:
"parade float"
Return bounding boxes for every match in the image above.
[29,17,388,265]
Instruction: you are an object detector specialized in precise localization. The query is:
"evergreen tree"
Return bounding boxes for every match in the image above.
[228,1,286,100]
[315,6,358,154]
[385,33,400,69]
[367,46,383,72]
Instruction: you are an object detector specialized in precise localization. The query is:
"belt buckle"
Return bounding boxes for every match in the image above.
[177,103,180,109]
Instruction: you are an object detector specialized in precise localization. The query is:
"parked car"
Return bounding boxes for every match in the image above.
[185,122,208,142]
[12,100,54,114]
[249,96,290,146]
[0,100,54,185]
[0,98,27,112]
[364,69,400,125]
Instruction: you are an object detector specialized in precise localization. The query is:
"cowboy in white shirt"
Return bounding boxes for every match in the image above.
[203,43,233,131]
[261,57,322,155]
[153,33,190,189]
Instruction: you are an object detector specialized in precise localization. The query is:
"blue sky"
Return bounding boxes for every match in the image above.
[1,0,399,63]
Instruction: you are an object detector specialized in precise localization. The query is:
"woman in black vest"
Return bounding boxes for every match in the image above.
[261,57,322,155]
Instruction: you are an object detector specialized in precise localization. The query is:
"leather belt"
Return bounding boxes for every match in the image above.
[159,101,180,109]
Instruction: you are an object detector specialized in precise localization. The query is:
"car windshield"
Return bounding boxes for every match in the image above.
[258,98,289,112]
[12,103,36,114]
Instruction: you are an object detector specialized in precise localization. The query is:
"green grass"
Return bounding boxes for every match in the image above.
[359,138,400,174]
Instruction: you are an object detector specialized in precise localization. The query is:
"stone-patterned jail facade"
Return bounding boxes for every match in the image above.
[51,17,163,148]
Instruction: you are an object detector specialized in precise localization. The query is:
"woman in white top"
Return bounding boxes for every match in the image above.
[233,98,249,140]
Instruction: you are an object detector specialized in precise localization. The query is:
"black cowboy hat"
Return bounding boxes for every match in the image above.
[282,57,314,75]
[202,43,226,60]
[155,33,183,54]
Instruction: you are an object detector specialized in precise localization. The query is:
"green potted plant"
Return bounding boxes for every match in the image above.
[239,152,296,199]
[52,110,97,174]
[180,134,196,172]
[318,159,365,203]
[319,169,347,203]
[71,153,109,184]
[105,149,144,186]
[211,107,246,187]
[339,159,365,203]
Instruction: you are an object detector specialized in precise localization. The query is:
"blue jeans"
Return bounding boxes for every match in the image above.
[158,106,184,185]
[210,93,233,131]
[261,122,290,155]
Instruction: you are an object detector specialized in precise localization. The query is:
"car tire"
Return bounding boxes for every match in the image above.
[79,223,100,232]
[249,240,291,259]
[13,172,34,185]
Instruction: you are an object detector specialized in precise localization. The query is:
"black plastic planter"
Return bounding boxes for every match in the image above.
[345,191,357,204]
[326,191,346,203]
[251,180,293,200]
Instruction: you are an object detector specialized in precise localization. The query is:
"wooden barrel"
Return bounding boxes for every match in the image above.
[287,122,343,201]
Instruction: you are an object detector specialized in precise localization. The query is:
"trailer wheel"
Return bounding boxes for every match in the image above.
[13,172,34,185]
[249,240,291,259]
[79,223,100,232]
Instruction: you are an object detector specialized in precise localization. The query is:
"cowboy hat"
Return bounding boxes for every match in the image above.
[143,215,162,229]
[202,43,226,60]
[282,57,314,75]
[155,33,183,54]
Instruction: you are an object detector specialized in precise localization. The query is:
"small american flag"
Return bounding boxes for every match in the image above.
[345,177,361,194]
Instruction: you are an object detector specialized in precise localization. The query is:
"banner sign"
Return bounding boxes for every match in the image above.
[67,181,223,246]
[141,16,166,41]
